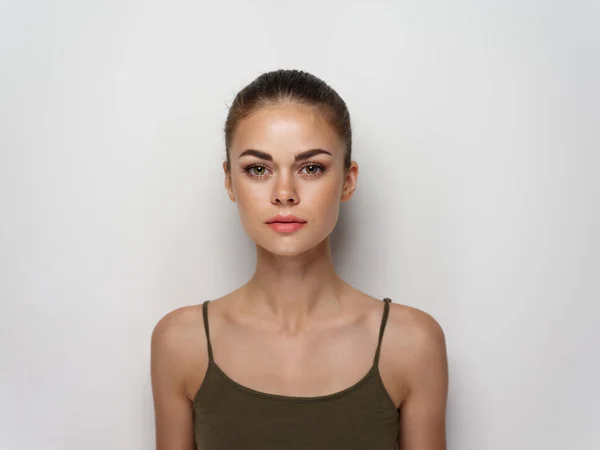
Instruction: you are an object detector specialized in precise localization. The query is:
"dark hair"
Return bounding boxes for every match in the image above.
[224,69,352,171]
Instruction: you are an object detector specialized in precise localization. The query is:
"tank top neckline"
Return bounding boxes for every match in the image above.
[195,297,393,405]
[206,357,380,403]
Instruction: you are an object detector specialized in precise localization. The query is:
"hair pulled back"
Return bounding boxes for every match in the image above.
[224,69,352,171]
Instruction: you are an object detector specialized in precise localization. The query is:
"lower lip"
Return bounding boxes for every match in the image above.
[266,222,306,233]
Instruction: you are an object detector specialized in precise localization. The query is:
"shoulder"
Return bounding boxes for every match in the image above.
[151,304,209,397]
[387,302,446,351]
[383,302,448,389]
[152,304,206,352]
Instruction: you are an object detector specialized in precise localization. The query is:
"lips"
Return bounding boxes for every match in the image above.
[265,214,307,224]
[265,214,307,233]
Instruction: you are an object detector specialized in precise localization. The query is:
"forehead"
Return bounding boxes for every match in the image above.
[229,103,344,158]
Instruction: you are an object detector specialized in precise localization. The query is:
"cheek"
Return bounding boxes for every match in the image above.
[305,177,345,221]
[231,178,274,238]
[233,179,265,215]
[234,180,262,204]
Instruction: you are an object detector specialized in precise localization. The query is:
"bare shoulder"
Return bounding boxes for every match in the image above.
[152,305,205,353]
[151,304,208,400]
[386,302,446,353]
[379,301,448,403]
[350,291,446,367]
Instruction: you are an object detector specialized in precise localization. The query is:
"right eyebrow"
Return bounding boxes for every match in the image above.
[238,149,272,161]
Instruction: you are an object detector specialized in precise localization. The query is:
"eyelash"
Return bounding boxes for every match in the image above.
[243,162,327,179]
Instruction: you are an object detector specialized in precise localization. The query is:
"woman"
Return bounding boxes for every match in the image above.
[151,69,448,449]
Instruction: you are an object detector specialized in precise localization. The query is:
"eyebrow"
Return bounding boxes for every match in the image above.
[238,148,333,162]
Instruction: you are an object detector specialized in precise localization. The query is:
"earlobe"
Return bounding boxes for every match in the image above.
[341,185,355,202]
[340,180,355,201]
[223,161,236,202]
[341,161,359,202]
[225,178,236,203]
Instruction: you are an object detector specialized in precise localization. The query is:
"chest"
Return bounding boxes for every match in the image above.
[193,362,400,450]
[209,322,379,397]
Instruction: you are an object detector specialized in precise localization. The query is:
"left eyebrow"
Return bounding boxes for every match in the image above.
[294,148,332,161]
[238,148,332,162]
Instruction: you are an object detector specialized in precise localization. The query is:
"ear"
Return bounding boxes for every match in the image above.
[223,161,236,202]
[341,161,359,202]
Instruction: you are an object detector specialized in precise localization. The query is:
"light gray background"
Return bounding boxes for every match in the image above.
[1,1,598,449]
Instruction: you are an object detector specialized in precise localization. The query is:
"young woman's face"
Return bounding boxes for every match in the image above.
[224,102,358,256]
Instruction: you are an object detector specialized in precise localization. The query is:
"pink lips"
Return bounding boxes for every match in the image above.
[265,214,307,233]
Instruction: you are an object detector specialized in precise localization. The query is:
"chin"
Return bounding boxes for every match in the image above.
[257,240,315,257]
[253,229,333,257]
[242,219,336,257]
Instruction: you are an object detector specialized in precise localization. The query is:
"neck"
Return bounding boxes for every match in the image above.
[242,237,346,324]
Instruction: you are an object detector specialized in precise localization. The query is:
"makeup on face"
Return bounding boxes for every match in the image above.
[238,148,332,180]
[265,214,307,233]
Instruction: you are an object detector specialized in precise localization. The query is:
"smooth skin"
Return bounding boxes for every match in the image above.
[151,101,448,450]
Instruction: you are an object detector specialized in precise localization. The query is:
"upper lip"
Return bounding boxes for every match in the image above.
[266,214,307,224]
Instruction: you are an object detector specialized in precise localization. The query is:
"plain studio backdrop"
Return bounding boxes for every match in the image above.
[1,0,598,449]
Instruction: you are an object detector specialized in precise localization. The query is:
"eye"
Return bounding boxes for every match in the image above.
[300,163,326,177]
[244,164,271,178]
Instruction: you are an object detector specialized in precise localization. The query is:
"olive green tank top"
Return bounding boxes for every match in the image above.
[193,298,400,449]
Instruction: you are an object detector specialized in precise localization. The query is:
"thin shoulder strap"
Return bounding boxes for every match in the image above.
[373,298,392,366]
[202,300,214,362]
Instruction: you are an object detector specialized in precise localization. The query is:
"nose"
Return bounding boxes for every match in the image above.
[271,173,299,205]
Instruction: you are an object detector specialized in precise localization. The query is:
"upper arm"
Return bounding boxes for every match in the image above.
[151,312,197,450]
[398,312,448,450]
